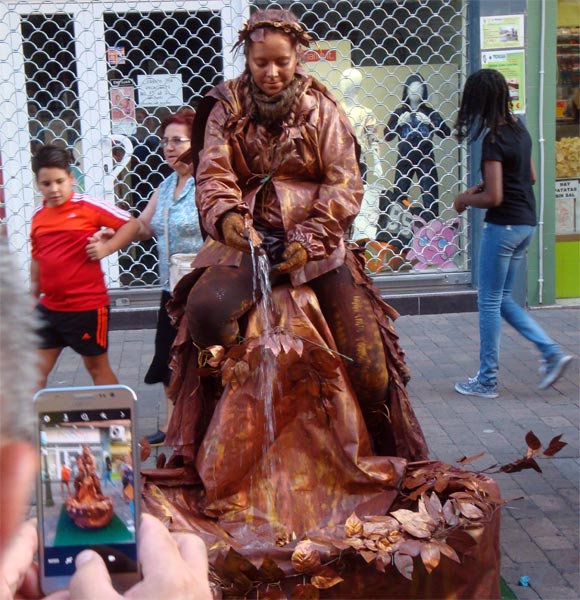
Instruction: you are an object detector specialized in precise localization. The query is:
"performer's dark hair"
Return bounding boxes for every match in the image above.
[454,69,518,142]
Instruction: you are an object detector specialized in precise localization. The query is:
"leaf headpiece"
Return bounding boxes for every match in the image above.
[234,18,313,52]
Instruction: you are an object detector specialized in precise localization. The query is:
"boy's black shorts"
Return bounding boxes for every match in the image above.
[36,305,111,356]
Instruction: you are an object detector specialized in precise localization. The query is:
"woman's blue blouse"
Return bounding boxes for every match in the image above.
[149,171,203,291]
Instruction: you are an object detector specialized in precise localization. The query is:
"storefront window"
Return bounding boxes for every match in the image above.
[3,0,470,289]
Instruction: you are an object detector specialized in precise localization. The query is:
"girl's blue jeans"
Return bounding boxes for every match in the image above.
[477,222,560,386]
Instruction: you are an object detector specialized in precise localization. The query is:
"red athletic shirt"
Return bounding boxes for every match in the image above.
[31,193,131,311]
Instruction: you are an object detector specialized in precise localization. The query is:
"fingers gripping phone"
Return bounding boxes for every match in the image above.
[34,385,141,594]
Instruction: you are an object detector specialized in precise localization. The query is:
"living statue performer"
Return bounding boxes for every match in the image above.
[384,73,450,221]
[66,445,113,529]
[141,10,501,598]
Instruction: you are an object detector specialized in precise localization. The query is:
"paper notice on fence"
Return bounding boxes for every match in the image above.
[137,74,183,107]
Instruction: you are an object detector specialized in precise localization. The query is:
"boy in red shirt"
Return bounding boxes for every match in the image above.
[30,144,139,387]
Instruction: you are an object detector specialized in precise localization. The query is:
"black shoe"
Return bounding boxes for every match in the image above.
[146,430,166,446]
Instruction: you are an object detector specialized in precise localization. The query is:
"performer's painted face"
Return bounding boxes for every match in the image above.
[248,30,298,96]
[408,81,425,106]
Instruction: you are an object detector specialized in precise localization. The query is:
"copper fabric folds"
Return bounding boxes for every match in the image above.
[141,277,501,598]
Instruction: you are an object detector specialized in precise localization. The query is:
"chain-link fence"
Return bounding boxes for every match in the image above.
[1,0,471,291]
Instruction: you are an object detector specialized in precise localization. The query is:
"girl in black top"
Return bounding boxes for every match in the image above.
[452,69,572,398]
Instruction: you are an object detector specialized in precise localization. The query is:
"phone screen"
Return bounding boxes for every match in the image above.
[36,387,139,591]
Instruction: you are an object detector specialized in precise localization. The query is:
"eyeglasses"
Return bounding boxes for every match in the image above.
[159,137,190,148]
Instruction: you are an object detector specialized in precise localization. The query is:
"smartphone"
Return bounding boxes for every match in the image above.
[34,385,141,594]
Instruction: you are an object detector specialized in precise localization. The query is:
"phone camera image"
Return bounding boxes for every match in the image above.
[37,404,138,580]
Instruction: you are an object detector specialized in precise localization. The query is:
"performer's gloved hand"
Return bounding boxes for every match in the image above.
[220,212,261,253]
[271,242,308,275]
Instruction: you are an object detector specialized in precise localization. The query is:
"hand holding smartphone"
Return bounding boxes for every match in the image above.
[34,385,141,594]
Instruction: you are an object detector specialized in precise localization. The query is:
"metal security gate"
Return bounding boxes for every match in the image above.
[1,0,471,294]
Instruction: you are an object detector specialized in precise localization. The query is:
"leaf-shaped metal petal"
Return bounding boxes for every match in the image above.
[279,333,304,356]
[309,347,340,378]
[263,335,282,357]
[205,345,225,367]
[456,501,484,520]
[434,540,461,564]
[226,344,246,361]
[456,451,487,464]
[345,512,364,537]
[360,549,377,563]
[499,457,543,474]
[258,557,286,583]
[363,521,397,537]
[397,539,422,557]
[310,567,344,589]
[291,540,321,573]
[434,476,450,493]
[543,434,567,457]
[344,537,365,550]
[525,430,542,451]
[391,509,435,538]
[394,552,414,580]
[442,499,459,526]
[365,515,400,527]
[420,542,441,573]
[429,491,443,514]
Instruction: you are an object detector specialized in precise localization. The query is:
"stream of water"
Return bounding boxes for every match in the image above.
[249,243,280,494]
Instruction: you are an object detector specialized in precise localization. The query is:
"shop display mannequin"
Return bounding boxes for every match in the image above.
[340,68,382,239]
[384,74,450,220]
[339,68,383,183]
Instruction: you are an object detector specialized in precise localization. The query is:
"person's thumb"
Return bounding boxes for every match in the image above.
[68,551,120,600]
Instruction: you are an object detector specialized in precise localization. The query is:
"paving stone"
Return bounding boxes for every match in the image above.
[534,535,574,551]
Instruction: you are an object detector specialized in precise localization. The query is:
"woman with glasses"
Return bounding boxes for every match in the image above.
[140,109,203,445]
[94,109,203,446]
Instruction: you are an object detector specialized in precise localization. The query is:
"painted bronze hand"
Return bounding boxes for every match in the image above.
[221,213,262,253]
[271,242,308,275]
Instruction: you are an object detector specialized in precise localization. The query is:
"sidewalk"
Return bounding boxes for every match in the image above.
[47,306,580,599]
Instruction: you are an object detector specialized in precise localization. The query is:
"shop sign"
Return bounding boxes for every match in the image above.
[481,50,526,113]
[555,179,578,235]
[304,48,337,62]
[137,74,183,107]
[480,15,525,50]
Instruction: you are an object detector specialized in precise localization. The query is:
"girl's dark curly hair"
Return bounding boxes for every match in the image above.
[454,69,518,142]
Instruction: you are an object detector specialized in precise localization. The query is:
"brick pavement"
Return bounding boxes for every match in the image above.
[47,306,580,599]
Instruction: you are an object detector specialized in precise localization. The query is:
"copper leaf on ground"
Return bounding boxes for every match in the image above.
[525,430,542,454]
[543,434,567,456]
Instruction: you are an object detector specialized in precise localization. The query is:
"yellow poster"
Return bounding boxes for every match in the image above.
[480,15,525,50]
[481,50,526,114]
